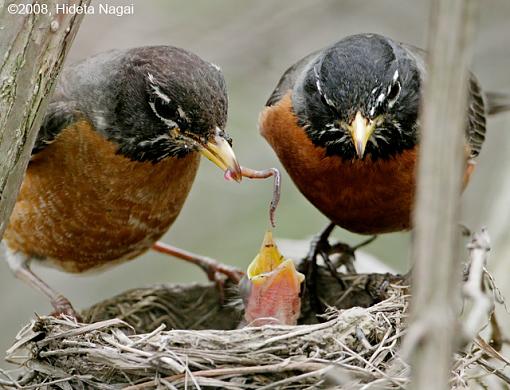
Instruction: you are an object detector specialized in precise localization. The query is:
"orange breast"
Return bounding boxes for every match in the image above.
[259,93,417,234]
[4,120,200,272]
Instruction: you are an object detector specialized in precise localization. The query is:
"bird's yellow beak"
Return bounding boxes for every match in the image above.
[247,231,305,287]
[347,111,376,158]
[241,231,304,326]
[199,128,242,182]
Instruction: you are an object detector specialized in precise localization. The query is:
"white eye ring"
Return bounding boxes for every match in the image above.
[387,81,401,108]
[149,100,179,129]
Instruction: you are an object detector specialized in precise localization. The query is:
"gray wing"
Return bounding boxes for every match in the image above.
[33,49,125,155]
[33,63,85,155]
[402,43,487,159]
[266,50,321,107]
[33,101,79,154]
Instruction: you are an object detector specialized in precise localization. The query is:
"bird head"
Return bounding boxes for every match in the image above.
[294,33,421,160]
[239,231,305,326]
[101,46,241,181]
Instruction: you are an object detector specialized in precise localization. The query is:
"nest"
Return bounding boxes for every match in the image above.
[1,259,508,389]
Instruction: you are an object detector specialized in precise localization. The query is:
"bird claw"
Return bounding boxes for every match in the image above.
[329,235,377,273]
[152,242,244,304]
[206,270,226,303]
[199,260,244,304]
[199,258,244,284]
[302,225,377,317]
[50,295,81,322]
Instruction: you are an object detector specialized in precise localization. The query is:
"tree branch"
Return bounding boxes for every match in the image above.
[0,0,90,238]
[404,1,480,389]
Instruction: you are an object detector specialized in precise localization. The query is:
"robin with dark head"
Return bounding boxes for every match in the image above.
[259,33,509,307]
[2,46,250,318]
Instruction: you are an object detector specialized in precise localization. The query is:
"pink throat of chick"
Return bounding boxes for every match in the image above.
[239,231,305,327]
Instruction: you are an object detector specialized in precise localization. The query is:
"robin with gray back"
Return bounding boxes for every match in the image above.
[2,46,246,318]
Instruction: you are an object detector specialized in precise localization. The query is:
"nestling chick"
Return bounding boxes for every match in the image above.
[239,231,305,326]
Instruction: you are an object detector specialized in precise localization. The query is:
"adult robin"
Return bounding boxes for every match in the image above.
[1,46,251,318]
[259,33,509,307]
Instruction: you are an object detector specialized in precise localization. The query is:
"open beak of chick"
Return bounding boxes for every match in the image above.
[198,127,242,182]
[239,231,305,326]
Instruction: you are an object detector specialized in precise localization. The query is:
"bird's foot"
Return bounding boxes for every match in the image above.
[300,223,337,316]
[301,227,377,317]
[50,295,81,321]
[3,248,82,322]
[329,235,377,273]
[193,256,243,284]
[199,258,244,302]
[152,242,244,303]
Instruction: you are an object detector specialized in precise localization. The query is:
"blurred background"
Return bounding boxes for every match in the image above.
[1,0,510,368]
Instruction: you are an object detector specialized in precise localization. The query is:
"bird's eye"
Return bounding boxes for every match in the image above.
[386,81,401,107]
[153,98,178,121]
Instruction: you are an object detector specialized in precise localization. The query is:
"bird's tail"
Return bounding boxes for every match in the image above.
[486,92,510,115]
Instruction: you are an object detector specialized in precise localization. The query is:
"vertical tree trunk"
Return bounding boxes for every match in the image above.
[406,0,479,389]
[0,0,89,238]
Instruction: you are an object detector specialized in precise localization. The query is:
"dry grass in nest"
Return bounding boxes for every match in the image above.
[1,239,509,389]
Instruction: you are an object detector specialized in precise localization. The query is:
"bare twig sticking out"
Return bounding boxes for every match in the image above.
[463,229,492,341]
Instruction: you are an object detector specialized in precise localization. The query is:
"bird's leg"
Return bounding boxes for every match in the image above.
[2,246,78,319]
[321,247,347,289]
[239,166,281,227]
[152,242,244,300]
[329,235,378,273]
[301,225,377,316]
[301,222,336,315]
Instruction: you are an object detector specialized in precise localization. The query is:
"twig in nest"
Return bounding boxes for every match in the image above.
[477,358,510,384]
[474,336,510,366]
[124,361,327,390]
[489,313,504,351]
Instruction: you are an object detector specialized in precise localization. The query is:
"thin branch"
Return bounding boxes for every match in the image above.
[406,0,480,389]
